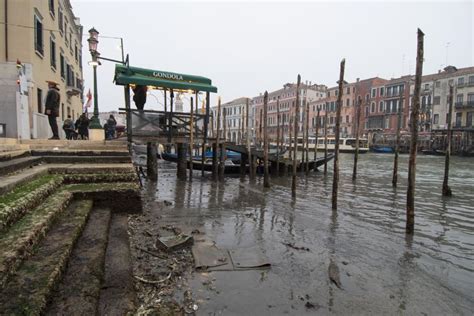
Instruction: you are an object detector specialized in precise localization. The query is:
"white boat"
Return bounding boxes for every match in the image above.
[287,136,369,154]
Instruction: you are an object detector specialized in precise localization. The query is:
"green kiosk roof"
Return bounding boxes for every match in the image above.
[114,64,218,93]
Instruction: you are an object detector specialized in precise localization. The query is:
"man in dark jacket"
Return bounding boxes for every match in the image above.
[45,81,61,139]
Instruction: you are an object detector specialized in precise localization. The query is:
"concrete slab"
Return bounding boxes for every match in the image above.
[0,165,49,195]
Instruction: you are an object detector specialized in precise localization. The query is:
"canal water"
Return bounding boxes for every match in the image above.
[145,153,474,315]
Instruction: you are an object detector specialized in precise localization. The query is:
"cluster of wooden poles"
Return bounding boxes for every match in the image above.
[146,28,453,235]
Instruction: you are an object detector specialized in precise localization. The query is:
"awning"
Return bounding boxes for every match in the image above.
[114,64,217,93]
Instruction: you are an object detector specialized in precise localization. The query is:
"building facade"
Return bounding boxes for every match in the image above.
[0,0,84,138]
[211,97,250,142]
[252,83,327,144]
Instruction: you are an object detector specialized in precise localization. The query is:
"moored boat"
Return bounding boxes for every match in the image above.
[371,145,395,153]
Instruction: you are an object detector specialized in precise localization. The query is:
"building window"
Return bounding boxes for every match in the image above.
[458,77,465,85]
[433,96,440,105]
[435,81,440,88]
[455,112,462,127]
[371,88,376,98]
[346,115,349,123]
[69,29,73,54]
[468,93,474,104]
[469,76,474,84]
[379,101,384,112]
[387,87,392,97]
[456,94,464,105]
[424,83,429,90]
[34,14,44,56]
[371,102,375,113]
[346,99,350,106]
[393,86,399,96]
[346,87,350,94]
[433,114,439,124]
[327,91,330,97]
[49,0,55,17]
[75,44,78,62]
[60,54,65,79]
[37,88,43,113]
[50,36,56,69]
[58,7,63,34]
[467,112,473,127]
[64,18,69,46]
[380,87,384,96]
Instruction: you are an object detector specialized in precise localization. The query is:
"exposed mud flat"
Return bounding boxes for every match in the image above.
[132,154,474,315]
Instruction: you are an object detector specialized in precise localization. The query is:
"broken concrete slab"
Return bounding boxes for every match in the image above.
[192,241,232,271]
[156,234,194,252]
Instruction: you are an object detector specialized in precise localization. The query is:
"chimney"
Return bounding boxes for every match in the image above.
[356,78,360,82]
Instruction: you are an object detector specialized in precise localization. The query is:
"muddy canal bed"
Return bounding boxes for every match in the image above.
[132,153,474,315]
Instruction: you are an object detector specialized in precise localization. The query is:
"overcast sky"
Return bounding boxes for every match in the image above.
[72,0,473,112]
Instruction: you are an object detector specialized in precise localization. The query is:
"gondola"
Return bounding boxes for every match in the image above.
[161,153,334,174]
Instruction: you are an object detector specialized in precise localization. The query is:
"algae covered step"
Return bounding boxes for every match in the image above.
[0,200,93,315]
[0,156,43,177]
[0,175,63,232]
[0,190,73,286]
[46,207,112,315]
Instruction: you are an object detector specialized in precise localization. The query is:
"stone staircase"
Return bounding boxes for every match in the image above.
[0,139,141,315]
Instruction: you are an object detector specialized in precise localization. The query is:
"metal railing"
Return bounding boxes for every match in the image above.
[119,108,208,142]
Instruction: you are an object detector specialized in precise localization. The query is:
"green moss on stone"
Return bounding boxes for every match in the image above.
[0,176,63,232]
[0,200,93,315]
[0,190,73,286]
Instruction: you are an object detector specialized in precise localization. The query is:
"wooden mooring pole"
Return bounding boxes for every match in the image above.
[304,96,309,175]
[332,59,345,210]
[219,104,227,181]
[263,91,270,188]
[324,109,328,174]
[189,97,194,179]
[392,92,403,187]
[406,28,425,234]
[313,106,320,170]
[146,142,158,181]
[292,75,301,198]
[177,143,187,180]
[246,98,255,180]
[442,85,454,196]
[352,96,361,181]
[276,96,281,175]
[213,97,221,181]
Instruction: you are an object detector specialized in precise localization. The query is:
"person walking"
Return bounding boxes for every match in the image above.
[62,115,75,140]
[45,80,61,139]
[76,113,90,140]
[106,114,117,140]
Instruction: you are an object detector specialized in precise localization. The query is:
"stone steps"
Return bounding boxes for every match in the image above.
[42,155,132,164]
[0,190,73,286]
[31,149,130,157]
[0,175,63,232]
[0,200,93,315]
[0,156,44,177]
[0,165,49,195]
[0,149,30,162]
[98,214,136,315]
[46,207,112,315]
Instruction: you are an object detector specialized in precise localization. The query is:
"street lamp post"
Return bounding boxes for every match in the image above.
[87,27,101,129]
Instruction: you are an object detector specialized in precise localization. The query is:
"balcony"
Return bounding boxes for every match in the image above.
[66,85,82,96]
[455,101,474,109]
[456,81,474,88]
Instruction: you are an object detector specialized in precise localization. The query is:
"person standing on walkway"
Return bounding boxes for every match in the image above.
[76,113,90,140]
[106,114,117,140]
[62,115,75,140]
[45,80,61,139]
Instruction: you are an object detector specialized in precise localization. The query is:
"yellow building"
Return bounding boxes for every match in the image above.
[0,0,83,138]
